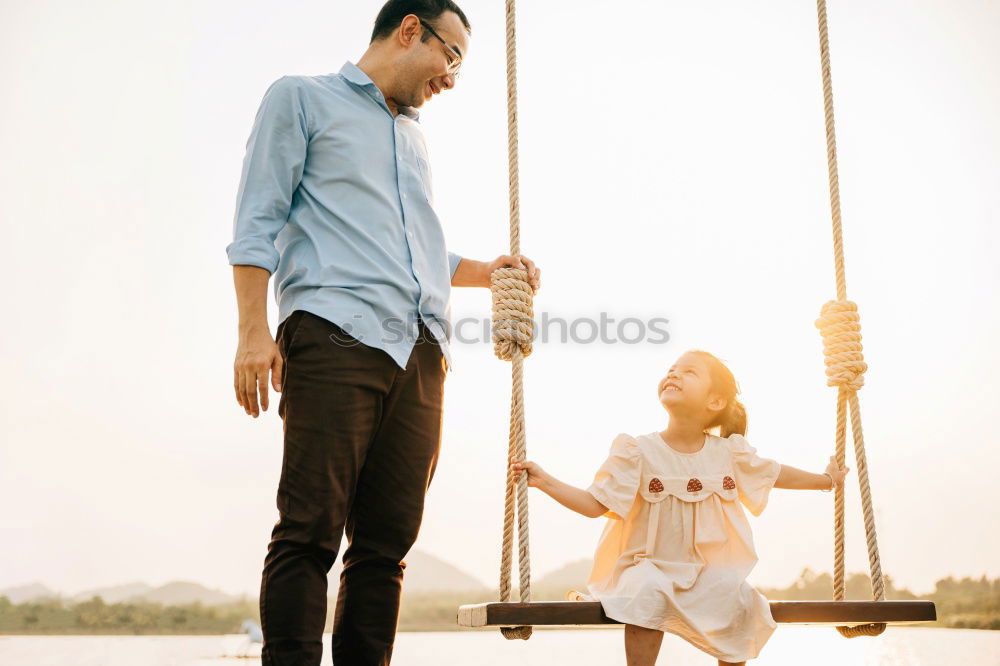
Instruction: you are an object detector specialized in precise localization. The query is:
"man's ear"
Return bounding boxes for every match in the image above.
[398,14,421,49]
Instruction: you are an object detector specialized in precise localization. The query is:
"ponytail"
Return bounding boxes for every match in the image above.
[719,398,747,437]
[688,350,749,437]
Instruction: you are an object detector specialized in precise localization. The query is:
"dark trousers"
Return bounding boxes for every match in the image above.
[259,310,447,666]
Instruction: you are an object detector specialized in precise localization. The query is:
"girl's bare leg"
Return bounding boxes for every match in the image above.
[624,624,664,666]
[719,661,746,666]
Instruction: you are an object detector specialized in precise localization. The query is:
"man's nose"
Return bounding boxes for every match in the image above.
[441,74,456,90]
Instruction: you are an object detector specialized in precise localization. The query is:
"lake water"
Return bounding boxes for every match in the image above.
[1,627,998,665]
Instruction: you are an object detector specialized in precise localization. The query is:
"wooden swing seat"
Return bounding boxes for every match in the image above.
[458,600,936,628]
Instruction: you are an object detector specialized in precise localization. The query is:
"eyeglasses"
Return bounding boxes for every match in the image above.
[418,18,463,79]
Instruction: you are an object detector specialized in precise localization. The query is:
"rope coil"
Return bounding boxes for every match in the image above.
[815,299,866,392]
[492,268,534,362]
[495,0,533,641]
[814,0,886,638]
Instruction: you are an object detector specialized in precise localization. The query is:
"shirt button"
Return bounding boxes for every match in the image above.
[408,231,413,238]
[402,193,408,199]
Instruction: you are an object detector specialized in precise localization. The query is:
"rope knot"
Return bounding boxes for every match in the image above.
[814,299,867,392]
[500,625,532,640]
[491,267,534,361]
[837,623,887,638]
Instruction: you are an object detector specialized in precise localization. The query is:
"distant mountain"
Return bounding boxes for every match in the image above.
[0,582,58,604]
[1,550,488,606]
[535,559,593,589]
[137,581,243,606]
[403,549,488,592]
[332,549,488,594]
[71,582,154,604]
[532,559,593,600]
[1,580,242,607]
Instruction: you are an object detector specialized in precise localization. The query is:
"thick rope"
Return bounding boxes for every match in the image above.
[812,0,886,638]
[494,0,533,641]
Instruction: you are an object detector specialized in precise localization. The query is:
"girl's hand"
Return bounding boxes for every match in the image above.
[824,456,850,489]
[510,459,546,488]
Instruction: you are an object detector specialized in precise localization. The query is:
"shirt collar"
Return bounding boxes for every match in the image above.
[339,61,420,121]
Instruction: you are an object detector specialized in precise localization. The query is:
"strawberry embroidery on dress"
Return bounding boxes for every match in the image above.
[686,478,703,493]
[723,476,736,490]
[648,478,664,493]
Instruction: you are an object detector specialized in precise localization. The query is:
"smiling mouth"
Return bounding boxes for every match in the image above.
[660,383,682,393]
[428,82,440,95]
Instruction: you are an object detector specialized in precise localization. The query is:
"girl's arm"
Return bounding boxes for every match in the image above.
[774,455,849,490]
[510,460,607,518]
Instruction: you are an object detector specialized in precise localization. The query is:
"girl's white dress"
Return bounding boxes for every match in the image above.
[584,431,781,663]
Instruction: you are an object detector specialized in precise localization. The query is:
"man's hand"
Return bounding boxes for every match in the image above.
[234,324,283,418]
[485,254,541,293]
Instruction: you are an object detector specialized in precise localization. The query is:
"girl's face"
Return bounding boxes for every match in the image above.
[656,353,727,422]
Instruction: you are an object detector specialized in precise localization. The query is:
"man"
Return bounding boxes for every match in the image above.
[226,1,541,663]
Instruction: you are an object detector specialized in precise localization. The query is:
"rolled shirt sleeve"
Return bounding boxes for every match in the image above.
[226,76,310,274]
[447,251,463,279]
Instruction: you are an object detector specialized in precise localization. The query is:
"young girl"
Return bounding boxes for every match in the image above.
[511,350,850,666]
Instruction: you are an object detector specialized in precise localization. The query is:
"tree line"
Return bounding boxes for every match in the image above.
[1,571,996,634]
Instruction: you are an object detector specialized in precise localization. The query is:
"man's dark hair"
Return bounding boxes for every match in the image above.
[370,0,471,44]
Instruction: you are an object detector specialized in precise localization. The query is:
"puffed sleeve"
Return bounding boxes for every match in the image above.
[586,433,642,520]
[727,434,782,517]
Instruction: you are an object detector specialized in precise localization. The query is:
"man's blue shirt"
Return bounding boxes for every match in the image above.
[226,62,462,371]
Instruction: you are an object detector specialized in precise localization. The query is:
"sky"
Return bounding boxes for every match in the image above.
[1,0,998,601]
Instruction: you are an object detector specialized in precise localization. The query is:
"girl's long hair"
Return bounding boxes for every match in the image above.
[688,350,747,437]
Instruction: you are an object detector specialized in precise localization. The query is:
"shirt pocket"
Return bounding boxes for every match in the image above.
[414,154,434,203]
[640,472,739,504]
